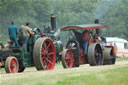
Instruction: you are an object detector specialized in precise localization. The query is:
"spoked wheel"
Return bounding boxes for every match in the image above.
[88,43,103,66]
[5,56,19,73]
[66,40,80,67]
[33,37,56,70]
[61,49,74,68]
[103,48,116,65]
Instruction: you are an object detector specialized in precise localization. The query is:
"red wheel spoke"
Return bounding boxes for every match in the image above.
[41,52,45,55]
[65,56,70,60]
[48,52,54,55]
[45,58,53,65]
[43,42,47,51]
[65,59,70,62]
[46,43,51,50]
[43,58,48,65]
[41,56,45,60]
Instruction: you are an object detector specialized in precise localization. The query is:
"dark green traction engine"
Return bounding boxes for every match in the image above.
[0,14,74,73]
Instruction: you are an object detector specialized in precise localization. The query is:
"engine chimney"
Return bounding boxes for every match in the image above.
[50,14,56,31]
[94,19,100,36]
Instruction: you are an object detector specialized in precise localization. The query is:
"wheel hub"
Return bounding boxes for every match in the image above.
[45,53,49,57]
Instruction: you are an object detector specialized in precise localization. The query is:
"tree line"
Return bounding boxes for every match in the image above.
[0,0,127,43]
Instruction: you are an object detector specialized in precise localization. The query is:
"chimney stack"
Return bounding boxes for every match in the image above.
[50,14,56,31]
[94,19,100,36]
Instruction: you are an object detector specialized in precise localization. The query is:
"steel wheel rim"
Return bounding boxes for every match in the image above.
[10,58,18,73]
[95,45,103,65]
[66,41,78,50]
[41,39,56,70]
[65,50,74,68]
[66,40,80,67]
[88,43,103,66]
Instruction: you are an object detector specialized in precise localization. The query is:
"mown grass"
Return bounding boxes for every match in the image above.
[0,58,128,85]
[57,67,128,85]
[117,57,128,61]
[1,65,128,85]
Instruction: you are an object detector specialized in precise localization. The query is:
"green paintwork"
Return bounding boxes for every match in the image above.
[10,31,42,67]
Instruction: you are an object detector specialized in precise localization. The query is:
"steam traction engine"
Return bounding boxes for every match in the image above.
[61,19,117,67]
[42,14,74,68]
[0,14,73,73]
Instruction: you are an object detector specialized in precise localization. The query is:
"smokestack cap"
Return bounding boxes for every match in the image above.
[51,14,56,18]
[94,19,99,24]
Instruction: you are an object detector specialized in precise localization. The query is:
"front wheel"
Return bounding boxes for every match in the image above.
[66,40,80,67]
[103,48,116,65]
[5,56,19,73]
[61,49,74,68]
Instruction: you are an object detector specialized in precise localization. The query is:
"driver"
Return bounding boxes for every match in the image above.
[82,30,90,55]
[22,22,34,47]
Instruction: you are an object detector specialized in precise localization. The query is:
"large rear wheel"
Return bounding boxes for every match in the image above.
[88,43,103,66]
[5,56,19,73]
[33,37,56,70]
[61,49,74,68]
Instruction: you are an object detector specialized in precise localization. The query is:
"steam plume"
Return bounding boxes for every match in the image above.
[95,0,121,19]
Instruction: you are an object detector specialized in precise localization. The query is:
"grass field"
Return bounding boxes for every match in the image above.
[0,58,128,85]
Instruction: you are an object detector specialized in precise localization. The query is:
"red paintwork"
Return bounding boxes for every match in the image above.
[88,37,94,46]
[79,50,86,64]
[105,45,117,56]
[82,31,90,41]
[10,58,18,73]
[79,56,86,64]
[8,41,14,44]
[41,38,56,70]
[80,50,84,55]
[82,25,108,30]
[41,32,45,37]
[61,24,108,31]
[64,50,74,68]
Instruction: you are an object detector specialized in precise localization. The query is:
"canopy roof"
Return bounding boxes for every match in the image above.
[61,24,108,31]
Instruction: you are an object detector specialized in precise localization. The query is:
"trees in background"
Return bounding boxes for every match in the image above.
[0,0,49,43]
[101,0,128,40]
[0,0,127,43]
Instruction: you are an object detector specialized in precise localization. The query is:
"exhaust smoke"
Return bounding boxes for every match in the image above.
[95,0,121,19]
[54,29,60,37]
